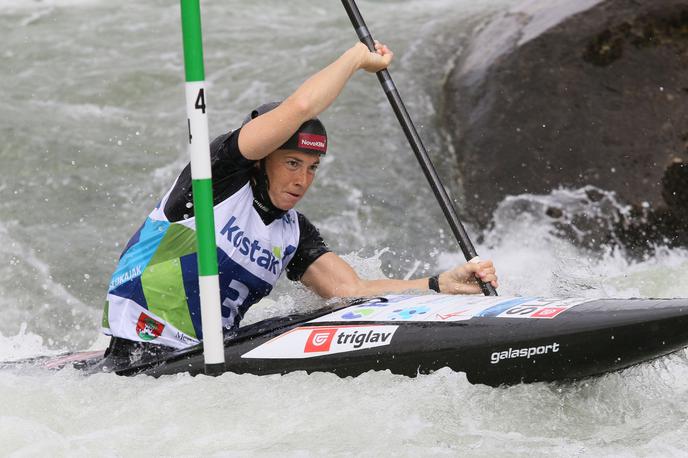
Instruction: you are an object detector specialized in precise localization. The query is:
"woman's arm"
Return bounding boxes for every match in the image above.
[238,42,393,160]
[300,252,498,299]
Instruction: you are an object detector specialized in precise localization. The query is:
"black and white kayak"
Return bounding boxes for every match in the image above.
[5,294,688,386]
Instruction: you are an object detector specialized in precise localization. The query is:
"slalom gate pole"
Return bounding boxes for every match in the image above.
[340,0,497,297]
[180,0,226,374]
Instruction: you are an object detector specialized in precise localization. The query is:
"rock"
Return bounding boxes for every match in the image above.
[662,160,688,219]
[442,0,688,251]
[545,206,563,219]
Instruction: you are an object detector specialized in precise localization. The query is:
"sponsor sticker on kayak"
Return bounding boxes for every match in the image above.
[477,297,591,319]
[490,342,560,364]
[310,295,593,323]
[241,325,398,359]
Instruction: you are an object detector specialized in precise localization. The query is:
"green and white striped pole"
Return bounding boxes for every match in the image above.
[180,0,225,375]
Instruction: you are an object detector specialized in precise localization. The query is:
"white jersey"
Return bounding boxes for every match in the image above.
[103,182,300,349]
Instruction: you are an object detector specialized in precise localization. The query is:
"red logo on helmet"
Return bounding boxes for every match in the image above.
[304,328,337,352]
[298,133,327,152]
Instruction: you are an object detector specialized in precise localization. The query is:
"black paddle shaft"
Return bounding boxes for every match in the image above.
[340,0,497,296]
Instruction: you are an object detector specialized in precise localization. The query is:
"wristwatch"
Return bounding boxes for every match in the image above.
[428,274,440,293]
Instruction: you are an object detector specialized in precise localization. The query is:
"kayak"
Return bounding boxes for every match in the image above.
[4,294,688,386]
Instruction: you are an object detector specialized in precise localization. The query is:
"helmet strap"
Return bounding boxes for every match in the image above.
[251,159,287,224]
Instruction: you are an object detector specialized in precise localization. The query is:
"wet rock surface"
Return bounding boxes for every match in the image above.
[442,0,688,254]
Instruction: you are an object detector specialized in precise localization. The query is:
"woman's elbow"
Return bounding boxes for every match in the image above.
[285,94,316,120]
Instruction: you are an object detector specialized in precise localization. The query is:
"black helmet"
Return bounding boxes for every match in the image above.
[242,101,328,155]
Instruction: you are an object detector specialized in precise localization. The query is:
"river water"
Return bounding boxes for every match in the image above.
[2,0,688,455]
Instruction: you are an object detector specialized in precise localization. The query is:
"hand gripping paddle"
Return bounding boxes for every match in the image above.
[340,0,497,296]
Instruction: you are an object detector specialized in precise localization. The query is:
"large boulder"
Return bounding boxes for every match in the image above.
[442,0,688,252]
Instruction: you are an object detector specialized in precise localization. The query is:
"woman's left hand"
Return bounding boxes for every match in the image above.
[438,259,498,294]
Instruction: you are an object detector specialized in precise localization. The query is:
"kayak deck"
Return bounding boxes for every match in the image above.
[5,295,688,387]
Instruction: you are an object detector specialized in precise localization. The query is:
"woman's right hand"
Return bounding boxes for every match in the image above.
[355,41,393,73]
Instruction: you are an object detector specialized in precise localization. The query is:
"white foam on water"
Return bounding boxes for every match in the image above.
[458,0,604,83]
[438,204,688,300]
[0,0,103,11]
[0,221,95,316]
[2,356,688,455]
[0,325,57,362]
[484,188,688,299]
[0,220,101,353]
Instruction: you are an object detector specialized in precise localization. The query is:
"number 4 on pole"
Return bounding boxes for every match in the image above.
[195,88,206,113]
